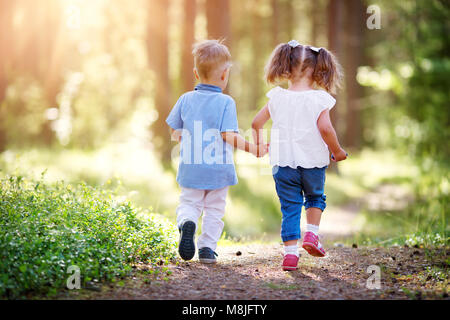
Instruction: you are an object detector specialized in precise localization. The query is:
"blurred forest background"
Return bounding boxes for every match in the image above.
[0,0,448,245]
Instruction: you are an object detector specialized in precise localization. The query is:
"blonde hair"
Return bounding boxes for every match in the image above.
[265,43,343,94]
[192,39,232,80]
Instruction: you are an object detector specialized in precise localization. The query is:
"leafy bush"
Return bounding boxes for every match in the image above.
[0,175,177,299]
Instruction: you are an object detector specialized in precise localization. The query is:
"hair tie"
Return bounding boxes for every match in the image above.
[287,40,300,48]
[310,46,321,53]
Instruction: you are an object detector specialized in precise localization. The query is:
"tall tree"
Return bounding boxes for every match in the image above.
[205,0,231,94]
[147,0,172,163]
[343,0,365,148]
[250,1,263,109]
[327,0,344,130]
[281,0,294,41]
[5,0,64,146]
[42,1,64,106]
[0,0,13,151]
[41,1,64,146]
[310,0,321,45]
[181,0,197,93]
[205,0,231,43]
[326,0,345,173]
[0,0,12,103]
[271,0,280,46]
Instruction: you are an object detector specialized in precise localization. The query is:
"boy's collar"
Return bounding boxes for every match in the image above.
[195,83,223,93]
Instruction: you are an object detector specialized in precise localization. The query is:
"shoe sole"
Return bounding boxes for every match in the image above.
[282,266,297,271]
[178,221,196,261]
[302,242,326,257]
[199,258,217,264]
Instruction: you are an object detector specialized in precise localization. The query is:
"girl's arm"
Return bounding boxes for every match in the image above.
[251,103,271,145]
[221,132,268,157]
[317,109,347,161]
[170,128,182,142]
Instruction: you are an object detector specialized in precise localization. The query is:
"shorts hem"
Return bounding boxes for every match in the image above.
[281,234,301,242]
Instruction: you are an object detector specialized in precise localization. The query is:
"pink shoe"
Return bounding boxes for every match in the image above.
[302,232,326,257]
[282,254,299,271]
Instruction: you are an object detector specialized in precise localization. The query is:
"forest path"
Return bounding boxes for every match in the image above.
[69,243,447,300]
[63,186,447,300]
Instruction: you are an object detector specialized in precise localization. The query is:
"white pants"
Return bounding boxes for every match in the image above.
[176,186,229,251]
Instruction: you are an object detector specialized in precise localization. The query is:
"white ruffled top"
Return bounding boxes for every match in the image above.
[266,86,336,169]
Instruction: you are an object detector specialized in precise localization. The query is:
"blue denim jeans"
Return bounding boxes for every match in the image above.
[272,165,327,242]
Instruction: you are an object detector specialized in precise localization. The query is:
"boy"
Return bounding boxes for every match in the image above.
[166,40,267,263]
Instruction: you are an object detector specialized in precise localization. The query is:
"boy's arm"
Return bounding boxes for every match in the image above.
[317,109,347,161]
[221,132,267,157]
[251,103,271,146]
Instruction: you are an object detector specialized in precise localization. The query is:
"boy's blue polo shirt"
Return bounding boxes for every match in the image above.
[166,84,239,190]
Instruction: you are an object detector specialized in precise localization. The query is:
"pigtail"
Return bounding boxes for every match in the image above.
[312,48,343,94]
[265,42,342,91]
[265,43,303,84]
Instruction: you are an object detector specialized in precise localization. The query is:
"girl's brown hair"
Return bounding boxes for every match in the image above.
[265,43,343,94]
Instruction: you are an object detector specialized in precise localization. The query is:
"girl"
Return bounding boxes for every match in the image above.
[252,40,347,271]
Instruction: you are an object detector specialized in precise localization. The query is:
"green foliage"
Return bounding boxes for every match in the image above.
[364,0,450,165]
[354,186,448,248]
[341,149,449,248]
[403,0,450,162]
[0,78,50,148]
[0,174,177,299]
[354,0,450,247]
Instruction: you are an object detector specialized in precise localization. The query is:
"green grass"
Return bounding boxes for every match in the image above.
[346,156,449,248]
[264,282,300,291]
[0,174,177,299]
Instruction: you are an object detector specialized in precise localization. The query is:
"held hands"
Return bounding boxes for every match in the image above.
[252,143,270,158]
[331,148,348,162]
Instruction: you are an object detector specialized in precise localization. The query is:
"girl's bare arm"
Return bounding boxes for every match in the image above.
[317,109,347,161]
[221,132,267,157]
[170,128,182,142]
[251,104,271,145]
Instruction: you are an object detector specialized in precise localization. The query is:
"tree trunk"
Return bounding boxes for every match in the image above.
[41,1,64,146]
[283,0,294,40]
[0,0,14,151]
[310,0,320,45]
[271,0,280,46]
[327,0,345,173]
[205,0,231,44]
[343,0,365,148]
[0,0,10,102]
[181,0,197,93]
[205,0,231,94]
[43,1,63,105]
[250,0,263,109]
[147,0,172,163]
[327,0,344,127]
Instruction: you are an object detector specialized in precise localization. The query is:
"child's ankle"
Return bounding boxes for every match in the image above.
[306,224,320,236]
[284,244,299,257]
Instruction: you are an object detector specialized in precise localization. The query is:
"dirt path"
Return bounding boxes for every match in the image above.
[61,185,448,300]
[54,183,447,300]
[65,243,448,300]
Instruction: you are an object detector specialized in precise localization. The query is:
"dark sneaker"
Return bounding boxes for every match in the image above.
[198,247,218,264]
[178,220,196,261]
